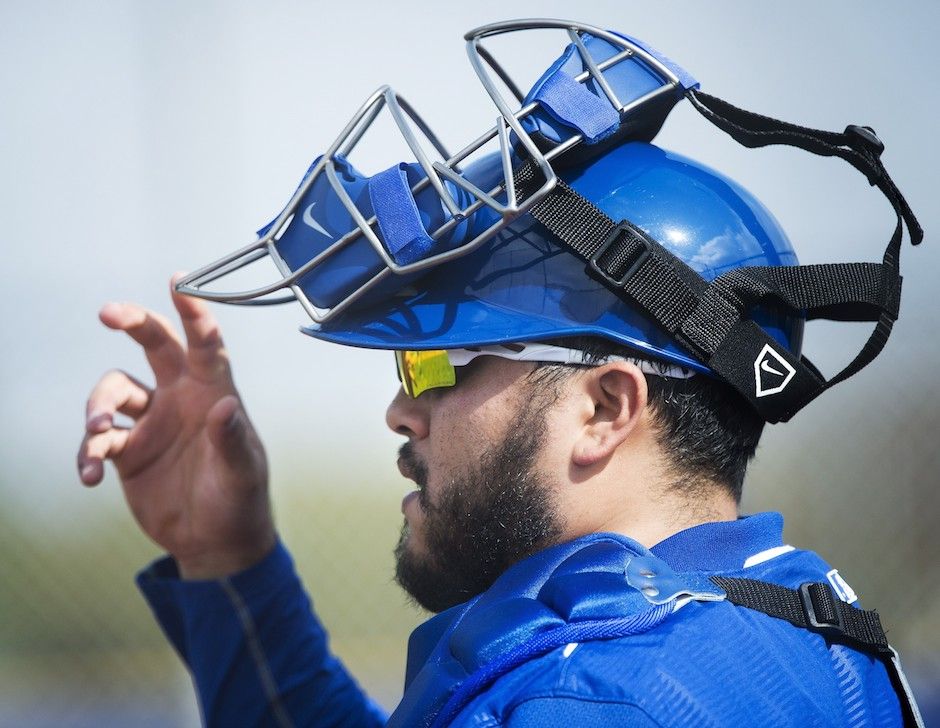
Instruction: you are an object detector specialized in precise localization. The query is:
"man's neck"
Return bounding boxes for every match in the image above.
[598,493,739,550]
[558,447,740,550]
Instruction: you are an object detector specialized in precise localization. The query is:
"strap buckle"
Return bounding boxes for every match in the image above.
[799,582,845,638]
[845,124,885,158]
[587,220,655,288]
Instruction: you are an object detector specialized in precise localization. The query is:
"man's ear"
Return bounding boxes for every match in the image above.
[571,363,648,467]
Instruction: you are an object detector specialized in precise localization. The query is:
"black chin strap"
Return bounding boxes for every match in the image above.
[515,90,923,423]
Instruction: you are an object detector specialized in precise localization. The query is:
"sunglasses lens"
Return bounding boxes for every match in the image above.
[395,350,456,397]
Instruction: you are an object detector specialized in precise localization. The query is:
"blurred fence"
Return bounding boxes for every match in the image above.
[0,468,425,726]
[2,378,938,727]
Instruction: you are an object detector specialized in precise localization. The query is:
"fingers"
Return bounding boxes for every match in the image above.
[77,427,131,486]
[99,302,185,386]
[85,369,152,434]
[80,371,140,483]
[170,273,232,381]
[206,395,258,471]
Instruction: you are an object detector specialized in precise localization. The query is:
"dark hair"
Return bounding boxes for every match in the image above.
[531,337,764,503]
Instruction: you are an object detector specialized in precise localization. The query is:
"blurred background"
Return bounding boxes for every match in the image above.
[2,1,938,725]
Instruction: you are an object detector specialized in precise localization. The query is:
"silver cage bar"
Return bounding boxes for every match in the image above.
[177,18,680,325]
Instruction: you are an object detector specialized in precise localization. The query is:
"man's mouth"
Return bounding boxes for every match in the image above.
[398,443,432,515]
[400,490,420,515]
[397,456,416,483]
[397,443,428,490]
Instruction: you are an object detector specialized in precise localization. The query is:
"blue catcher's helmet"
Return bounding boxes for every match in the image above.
[177,18,920,422]
[307,141,803,374]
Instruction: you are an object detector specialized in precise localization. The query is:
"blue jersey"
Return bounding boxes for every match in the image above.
[137,513,905,726]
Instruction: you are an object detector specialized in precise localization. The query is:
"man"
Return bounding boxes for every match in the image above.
[77,19,924,726]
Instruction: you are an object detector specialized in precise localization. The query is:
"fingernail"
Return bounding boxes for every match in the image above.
[99,302,122,320]
[80,463,97,482]
[87,411,111,432]
[224,410,242,433]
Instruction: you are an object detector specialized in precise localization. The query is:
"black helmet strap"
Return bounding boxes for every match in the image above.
[513,92,922,423]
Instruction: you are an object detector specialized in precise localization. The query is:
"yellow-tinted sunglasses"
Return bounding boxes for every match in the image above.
[394,344,695,398]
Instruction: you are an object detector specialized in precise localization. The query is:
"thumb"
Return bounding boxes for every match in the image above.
[206,395,258,469]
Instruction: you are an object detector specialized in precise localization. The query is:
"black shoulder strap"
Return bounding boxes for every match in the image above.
[711,576,924,727]
[514,92,923,422]
[711,576,889,653]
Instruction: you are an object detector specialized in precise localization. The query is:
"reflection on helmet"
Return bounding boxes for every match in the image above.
[305,142,804,373]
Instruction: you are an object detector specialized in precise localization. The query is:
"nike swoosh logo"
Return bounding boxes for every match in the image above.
[760,359,785,377]
[303,202,332,239]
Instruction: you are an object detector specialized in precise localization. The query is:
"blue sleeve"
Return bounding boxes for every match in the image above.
[136,540,389,727]
[505,697,662,727]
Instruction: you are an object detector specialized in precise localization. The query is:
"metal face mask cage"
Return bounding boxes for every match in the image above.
[175,19,689,325]
[463,19,690,158]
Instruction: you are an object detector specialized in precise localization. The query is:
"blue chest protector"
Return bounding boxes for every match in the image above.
[138,514,921,727]
[388,528,918,727]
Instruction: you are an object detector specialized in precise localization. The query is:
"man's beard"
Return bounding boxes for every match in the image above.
[394,395,563,613]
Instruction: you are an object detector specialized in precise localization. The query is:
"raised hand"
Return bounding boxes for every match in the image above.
[78,276,275,579]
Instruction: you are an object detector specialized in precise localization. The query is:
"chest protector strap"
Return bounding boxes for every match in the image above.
[712,576,924,727]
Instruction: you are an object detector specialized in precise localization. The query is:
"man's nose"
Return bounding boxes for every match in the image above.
[385,387,430,440]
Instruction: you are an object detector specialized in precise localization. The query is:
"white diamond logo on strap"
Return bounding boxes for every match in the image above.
[754,344,796,398]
